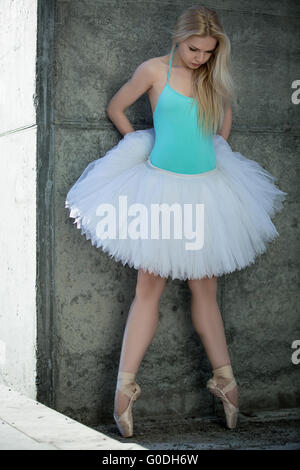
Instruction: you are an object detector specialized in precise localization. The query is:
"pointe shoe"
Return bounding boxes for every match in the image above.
[113,371,142,437]
[206,364,239,429]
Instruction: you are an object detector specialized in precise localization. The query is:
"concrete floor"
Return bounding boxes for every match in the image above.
[1,383,299,450]
[94,408,300,450]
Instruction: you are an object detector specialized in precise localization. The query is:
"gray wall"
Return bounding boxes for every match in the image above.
[1,0,299,427]
[0,0,38,397]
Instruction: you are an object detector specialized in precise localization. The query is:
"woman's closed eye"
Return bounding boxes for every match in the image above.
[189,47,213,54]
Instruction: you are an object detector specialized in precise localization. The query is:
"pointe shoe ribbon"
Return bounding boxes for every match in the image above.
[113,371,142,438]
[206,364,239,430]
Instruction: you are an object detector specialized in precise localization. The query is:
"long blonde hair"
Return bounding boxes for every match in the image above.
[169,5,237,136]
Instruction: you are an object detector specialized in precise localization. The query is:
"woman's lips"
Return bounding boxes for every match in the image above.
[192,63,200,66]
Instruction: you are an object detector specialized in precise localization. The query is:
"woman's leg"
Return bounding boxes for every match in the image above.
[114,268,167,417]
[187,275,238,408]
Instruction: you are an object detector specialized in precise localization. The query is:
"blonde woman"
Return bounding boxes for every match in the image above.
[65,5,287,436]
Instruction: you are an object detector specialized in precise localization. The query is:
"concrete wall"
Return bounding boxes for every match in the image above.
[0,0,38,397]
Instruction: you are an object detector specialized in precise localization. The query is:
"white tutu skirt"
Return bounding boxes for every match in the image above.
[65,128,287,280]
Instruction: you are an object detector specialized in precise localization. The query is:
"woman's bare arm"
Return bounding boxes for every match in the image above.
[106,59,157,136]
[218,105,232,141]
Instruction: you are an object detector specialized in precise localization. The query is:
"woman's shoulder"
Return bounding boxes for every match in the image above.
[141,54,169,69]
[138,53,169,80]
[128,52,170,93]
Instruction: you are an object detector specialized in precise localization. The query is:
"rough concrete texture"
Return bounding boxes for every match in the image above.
[44,0,300,428]
[93,408,300,450]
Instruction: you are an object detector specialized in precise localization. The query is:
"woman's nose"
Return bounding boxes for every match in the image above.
[196,53,205,62]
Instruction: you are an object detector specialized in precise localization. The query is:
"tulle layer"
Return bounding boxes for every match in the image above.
[65,128,287,280]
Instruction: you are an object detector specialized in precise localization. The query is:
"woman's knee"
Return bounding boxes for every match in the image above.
[135,268,167,300]
[187,275,218,300]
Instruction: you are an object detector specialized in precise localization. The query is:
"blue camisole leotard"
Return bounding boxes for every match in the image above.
[148,44,217,175]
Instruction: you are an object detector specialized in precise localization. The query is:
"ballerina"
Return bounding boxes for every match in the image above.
[65,5,287,435]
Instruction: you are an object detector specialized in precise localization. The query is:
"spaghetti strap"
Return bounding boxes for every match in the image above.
[167,44,177,83]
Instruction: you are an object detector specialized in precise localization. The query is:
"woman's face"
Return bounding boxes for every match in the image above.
[177,36,217,69]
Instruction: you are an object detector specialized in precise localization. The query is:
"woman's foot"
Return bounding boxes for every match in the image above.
[114,383,137,417]
[113,371,142,437]
[207,363,239,429]
[212,375,239,408]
